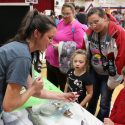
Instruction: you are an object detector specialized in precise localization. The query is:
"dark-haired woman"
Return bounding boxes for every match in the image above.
[0,9,78,120]
[85,7,125,121]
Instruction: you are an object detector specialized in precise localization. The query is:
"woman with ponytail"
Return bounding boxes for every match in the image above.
[0,9,78,117]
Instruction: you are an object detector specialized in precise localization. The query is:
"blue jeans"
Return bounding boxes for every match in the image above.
[87,68,113,121]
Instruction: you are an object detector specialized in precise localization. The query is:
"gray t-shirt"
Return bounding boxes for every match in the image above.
[0,41,31,110]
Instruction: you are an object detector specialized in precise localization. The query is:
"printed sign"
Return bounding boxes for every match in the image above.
[25,0,38,4]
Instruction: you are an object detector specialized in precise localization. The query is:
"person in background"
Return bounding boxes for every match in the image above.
[58,14,62,20]
[75,5,80,15]
[85,7,125,121]
[122,13,125,29]
[111,11,118,20]
[31,50,42,73]
[50,10,56,21]
[64,49,93,108]
[55,15,63,26]
[76,6,88,25]
[104,66,125,125]
[45,3,86,91]
[55,16,59,25]
[111,10,123,25]
[105,8,111,15]
[0,9,78,124]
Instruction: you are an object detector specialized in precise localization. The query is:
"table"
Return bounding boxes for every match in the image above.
[29,100,104,125]
[2,101,104,125]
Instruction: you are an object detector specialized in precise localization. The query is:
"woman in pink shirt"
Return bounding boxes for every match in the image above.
[46,3,86,91]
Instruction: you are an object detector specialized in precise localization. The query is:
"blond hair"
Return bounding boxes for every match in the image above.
[71,49,89,71]
[61,3,75,15]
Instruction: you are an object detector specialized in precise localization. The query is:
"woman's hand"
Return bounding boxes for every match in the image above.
[63,92,79,102]
[104,118,114,125]
[32,77,44,96]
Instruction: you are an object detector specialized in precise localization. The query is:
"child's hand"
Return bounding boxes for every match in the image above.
[104,118,114,125]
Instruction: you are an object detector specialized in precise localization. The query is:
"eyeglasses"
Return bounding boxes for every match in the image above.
[88,18,103,27]
[62,12,72,17]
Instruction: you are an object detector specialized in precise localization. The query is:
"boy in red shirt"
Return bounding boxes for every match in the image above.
[104,66,125,125]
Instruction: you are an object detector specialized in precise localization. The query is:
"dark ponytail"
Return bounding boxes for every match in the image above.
[18,9,39,41]
[10,9,56,42]
[9,9,56,73]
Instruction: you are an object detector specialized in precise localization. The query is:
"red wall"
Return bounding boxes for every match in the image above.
[0,0,54,12]
[34,0,54,12]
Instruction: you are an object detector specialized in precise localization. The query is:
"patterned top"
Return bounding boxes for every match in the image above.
[67,69,92,103]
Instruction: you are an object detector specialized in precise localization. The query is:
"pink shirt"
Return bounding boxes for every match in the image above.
[46,19,85,67]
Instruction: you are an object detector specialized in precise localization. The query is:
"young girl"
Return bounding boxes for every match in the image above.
[64,49,93,107]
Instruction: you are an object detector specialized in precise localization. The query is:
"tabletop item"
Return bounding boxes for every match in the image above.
[39,103,57,116]
[31,101,104,125]
[63,109,73,117]
[32,100,72,116]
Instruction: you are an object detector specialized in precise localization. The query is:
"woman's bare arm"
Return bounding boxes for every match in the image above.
[3,77,43,112]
